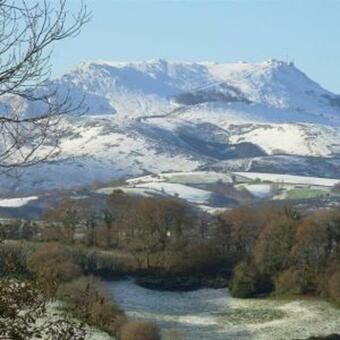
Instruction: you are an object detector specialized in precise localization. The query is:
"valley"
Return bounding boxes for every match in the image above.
[1,58,340,340]
[1,1,340,339]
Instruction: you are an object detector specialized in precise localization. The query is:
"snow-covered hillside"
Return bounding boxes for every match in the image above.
[1,59,340,193]
[52,59,340,123]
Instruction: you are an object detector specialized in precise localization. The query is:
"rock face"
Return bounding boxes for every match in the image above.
[1,59,340,193]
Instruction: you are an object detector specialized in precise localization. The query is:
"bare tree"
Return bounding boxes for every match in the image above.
[0,0,90,170]
[0,1,90,338]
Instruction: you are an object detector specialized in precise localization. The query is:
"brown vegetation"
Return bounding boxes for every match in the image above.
[57,276,126,335]
[218,204,340,302]
[120,321,161,340]
[28,193,340,303]
[27,243,81,295]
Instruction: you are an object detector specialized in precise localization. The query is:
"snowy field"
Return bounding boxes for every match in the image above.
[99,171,237,206]
[107,280,340,340]
[135,182,212,204]
[235,172,340,187]
[95,170,340,212]
[0,196,38,208]
[95,186,161,197]
[126,171,235,185]
[96,181,213,205]
[240,184,273,198]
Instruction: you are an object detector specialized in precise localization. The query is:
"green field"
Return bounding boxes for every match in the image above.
[285,188,336,200]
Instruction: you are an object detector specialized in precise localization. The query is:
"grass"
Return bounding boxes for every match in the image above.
[285,188,336,200]
[216,308,286,325]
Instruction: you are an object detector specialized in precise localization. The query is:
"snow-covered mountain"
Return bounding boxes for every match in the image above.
[1,59,340,194]
[52,58,340,122]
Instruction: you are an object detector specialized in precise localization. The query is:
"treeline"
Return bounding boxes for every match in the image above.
[1,191,340,306]
[41,190,224,283]
[218,204,340,304]
[42,191,340,304]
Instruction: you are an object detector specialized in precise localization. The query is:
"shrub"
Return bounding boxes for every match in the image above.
[72,247,136,277]
[332,182,340,194]
[230,261,259,298]
[328,271,340,304]
[27,243,81,294]
[57,276,126,335]
[274,268,306,296]
[255,218,296,275]
[120,321,161,340]
[0,221,22,240]
[0,242,28,276]
[40,224,65,242]
[170,242,222,275]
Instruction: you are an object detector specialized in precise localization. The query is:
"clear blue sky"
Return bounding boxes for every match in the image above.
[52,0,340,93]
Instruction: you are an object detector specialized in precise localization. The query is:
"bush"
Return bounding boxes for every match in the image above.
[230,261,259,298]
[120,321,161,340]
[255,219,295,275]
[40,224,65,242]
[169,242,222,275]
[0,242,28,276]
[72,247,136,277]
[57,276,126,335]
[27,243,81,294]
[328,271,340,304]
[274,268,306,296]
[0,221,22,240]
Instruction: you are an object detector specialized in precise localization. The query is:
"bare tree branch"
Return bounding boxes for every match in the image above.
[0,0,90,170]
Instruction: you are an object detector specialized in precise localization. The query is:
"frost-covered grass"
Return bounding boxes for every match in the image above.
[43,302,114,340]
[216,307,286,325]
[107,280,340,340]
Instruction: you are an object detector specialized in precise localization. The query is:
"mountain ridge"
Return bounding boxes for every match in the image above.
[0,58,339,194]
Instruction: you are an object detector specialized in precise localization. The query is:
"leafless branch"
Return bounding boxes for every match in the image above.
[0,0,90,170]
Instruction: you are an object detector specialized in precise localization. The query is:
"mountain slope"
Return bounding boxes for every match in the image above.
[1,59,340,193]
[51,59,340,123]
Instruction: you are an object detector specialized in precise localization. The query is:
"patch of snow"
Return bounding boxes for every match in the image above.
[95,186,165,198]
[235,172,340,187]
[135,182,212,204]
[0,196,38,207]
[198,205,229,214]
[241,184,273,198]
[127,171,234,185]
